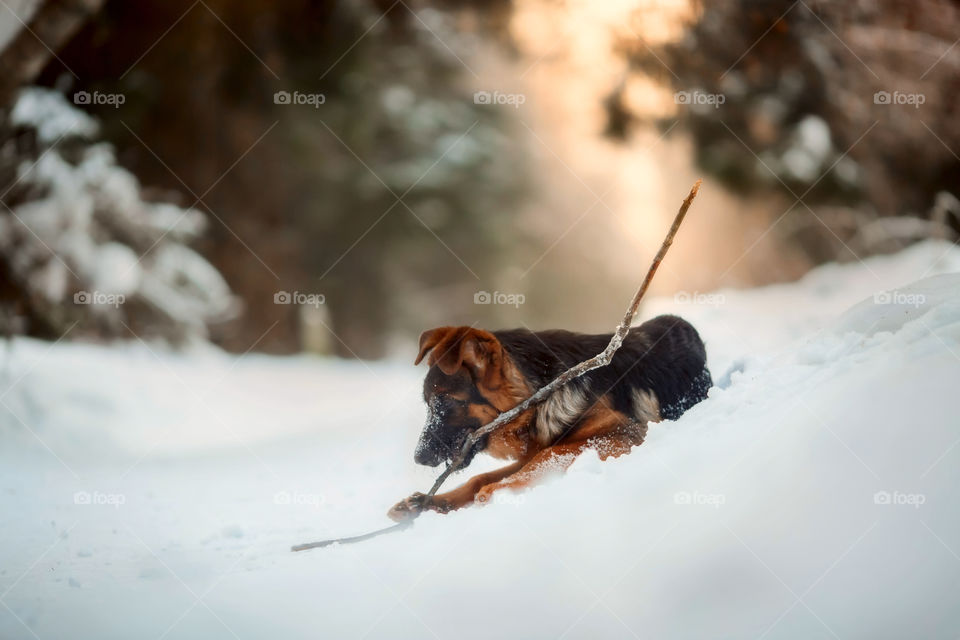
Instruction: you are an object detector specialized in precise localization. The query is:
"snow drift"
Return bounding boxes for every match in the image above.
[1,240,960,639]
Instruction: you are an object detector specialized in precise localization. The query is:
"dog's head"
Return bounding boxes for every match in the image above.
[413,326,524,468]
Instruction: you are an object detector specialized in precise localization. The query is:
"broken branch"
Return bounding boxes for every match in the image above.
[291,179,702,551]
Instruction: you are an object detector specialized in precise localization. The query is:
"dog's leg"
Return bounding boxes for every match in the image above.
[387,461,524,521]
[475,407,646,505]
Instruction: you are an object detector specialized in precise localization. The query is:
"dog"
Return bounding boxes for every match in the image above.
[387,314,711,521]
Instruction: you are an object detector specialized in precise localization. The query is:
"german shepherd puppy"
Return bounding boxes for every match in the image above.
[388,314,711,520]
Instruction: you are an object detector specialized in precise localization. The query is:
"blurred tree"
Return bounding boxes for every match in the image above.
[29,0,533,357]
[0,0,104,106]
[617,0,960,261]
[0,88,236,342]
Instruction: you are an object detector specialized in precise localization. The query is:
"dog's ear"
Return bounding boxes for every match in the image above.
[415,327,503,384]
[459,329,503,386]
[415,327,457,369]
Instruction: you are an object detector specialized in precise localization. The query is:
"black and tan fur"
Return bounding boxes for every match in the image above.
[388,314,711,520]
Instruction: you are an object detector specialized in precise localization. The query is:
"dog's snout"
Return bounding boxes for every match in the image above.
[414,432,444,467]
[414,448,441,467]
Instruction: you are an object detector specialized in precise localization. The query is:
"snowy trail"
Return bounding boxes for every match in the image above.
[2,241,960,639]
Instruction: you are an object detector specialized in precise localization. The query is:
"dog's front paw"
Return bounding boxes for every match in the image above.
[387,492,432,522]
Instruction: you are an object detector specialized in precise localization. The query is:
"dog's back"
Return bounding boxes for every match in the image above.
[494,314,711,423]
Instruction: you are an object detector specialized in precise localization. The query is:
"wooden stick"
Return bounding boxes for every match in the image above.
[291,522,411,552]
[290,179,702,550]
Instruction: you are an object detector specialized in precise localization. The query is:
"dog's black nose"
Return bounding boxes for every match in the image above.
[414,438,444,467]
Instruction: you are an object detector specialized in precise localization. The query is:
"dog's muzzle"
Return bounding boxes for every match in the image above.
[414,425,485,468]
[414,432,448,467]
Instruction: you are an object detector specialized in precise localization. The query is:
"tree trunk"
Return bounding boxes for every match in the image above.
[0,0,105,107]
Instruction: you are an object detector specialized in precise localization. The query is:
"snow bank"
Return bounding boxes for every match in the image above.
[1,240,959,639]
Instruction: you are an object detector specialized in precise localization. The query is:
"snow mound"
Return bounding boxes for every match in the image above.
[833,273,960,337]
[1,241,960,639]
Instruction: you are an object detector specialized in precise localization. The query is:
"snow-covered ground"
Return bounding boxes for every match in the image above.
[2,240,960,639]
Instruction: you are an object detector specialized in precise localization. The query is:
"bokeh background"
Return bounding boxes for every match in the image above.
[1,0,958,357]
[3,3,960,639]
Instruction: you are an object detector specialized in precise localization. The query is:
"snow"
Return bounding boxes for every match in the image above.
[781,115,832,182]
[10,87,98,144]
[2,240,960,639]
